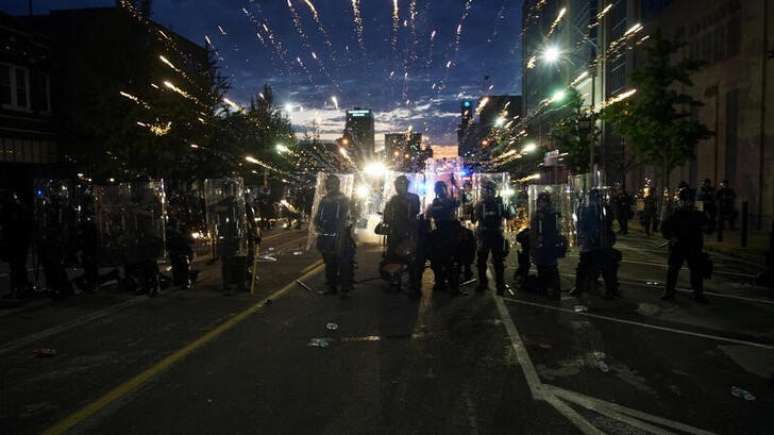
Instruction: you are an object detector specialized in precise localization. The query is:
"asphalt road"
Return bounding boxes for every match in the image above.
[1,228,772,434]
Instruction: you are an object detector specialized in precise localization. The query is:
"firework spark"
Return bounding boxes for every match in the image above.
[351,0,365,51]
[391,0,400,53]
[302,0,334,50]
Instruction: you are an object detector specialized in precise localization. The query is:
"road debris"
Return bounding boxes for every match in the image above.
[731,386,756,401]
[32,348,57,358]
[308,338,331,348]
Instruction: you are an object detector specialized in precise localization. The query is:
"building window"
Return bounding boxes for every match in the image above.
[0,64,11,105]
[31,71,51,113]
[0,63,31,111]
[15,68,28,108]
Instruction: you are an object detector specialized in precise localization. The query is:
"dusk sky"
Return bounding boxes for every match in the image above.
[3,0,524,146]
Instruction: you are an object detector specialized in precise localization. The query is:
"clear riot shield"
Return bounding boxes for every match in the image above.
[472,173,511,204]
[527,184,575,246]
[204,178,247,258]
[33,179,83,266]
[470,172,511,226]
[94,180,166,266]
[306,173,355,251]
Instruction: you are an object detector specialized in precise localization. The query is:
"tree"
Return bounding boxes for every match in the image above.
[603,31,711,200]
[549,87,600,174]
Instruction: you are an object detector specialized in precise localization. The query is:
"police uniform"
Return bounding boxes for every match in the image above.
[315,190,356,294]
[383,191,422,292]
[661,196,709,302]
[573,196,620,299]
[429,195,461,293]
[640,193,657,236]
[530,198,562,299]
[167,220,194,289]
[472,195,512,294]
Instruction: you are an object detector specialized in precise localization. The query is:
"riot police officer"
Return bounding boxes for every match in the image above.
[1,191,33,298]
[383,176,422,296]
[698,179,717,231]
[166,218,194,289]
[428,181,461,295]
[661,188,709,303]
[530,193,563,299]
[472,180,512,295]
[640,187,658,237]
[571,189,621,299]
[214,181,244,294]
[315,175,356,297]
[612,184,633,235]
[38,184,74,300]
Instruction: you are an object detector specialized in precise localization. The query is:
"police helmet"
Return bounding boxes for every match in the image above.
[482,180,497,194]
[537,192,552,204]
[325,174,340,192]
[394,175,409,189]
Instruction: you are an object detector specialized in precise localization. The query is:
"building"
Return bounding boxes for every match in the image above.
[385,132,423,170]
[637,0,773,226]
[344,108,375,161]
[458,95,522,161]
[0,13,56,197]
[521,0,674,184]
[22,6,211,180]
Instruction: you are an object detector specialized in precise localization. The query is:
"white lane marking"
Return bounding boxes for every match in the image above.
[463,390,480,435]
[542,392,606,435]
[501,297,774,350]
[0,295,147,356]
[545,385,717,435]
[492,285,603,434]
[559,273,774,306]
[492,291,544,399]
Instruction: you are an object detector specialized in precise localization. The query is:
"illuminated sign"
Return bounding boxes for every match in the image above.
[348,110,371,117]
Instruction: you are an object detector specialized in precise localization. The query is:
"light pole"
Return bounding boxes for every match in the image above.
[539,10,606,186]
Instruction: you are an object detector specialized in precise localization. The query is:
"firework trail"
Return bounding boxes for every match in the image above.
[302,0,335,51]
[286,0,340,89]
[487,0,508,44]
[408,0,419,63]
[287,0,311,47]
[391,0,400,54]
[241,7,267,48]
[351,0,365,51]
[426,29,437,68]
[452,0,475,63]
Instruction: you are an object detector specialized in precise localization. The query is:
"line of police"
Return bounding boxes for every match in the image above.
[313,174,715,303]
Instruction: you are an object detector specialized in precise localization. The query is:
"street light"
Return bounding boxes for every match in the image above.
[541,45,562,64]
[522,142,538,154]
[550,89,567,104]
[276,143,290,154]
[364,161,388,178]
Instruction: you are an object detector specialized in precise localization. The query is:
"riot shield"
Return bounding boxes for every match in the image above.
[204,178,248,258]
[306,173,355,250]
[472,173,511,204]
[94,180,166,266]
[527,184,574,246]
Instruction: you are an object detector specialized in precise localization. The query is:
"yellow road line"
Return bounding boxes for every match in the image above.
[42,261,324,435]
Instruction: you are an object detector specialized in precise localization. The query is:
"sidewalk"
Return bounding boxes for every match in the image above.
[704,229,770,265]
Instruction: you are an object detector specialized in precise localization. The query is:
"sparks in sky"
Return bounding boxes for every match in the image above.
[351,0,365,51]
